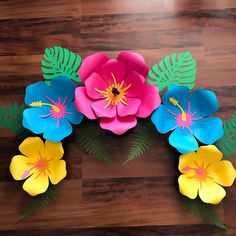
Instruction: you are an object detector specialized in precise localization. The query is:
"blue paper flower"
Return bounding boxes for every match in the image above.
[151,85,224,154]
[23,76,84,142]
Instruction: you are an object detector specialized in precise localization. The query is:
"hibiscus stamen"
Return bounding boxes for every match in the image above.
[169,97,187,121]
[30,101,60,113]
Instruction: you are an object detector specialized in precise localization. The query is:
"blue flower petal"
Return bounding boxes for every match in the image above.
[151,105,176,134]
[24,82,57,106]
[191,117,224,144]
[51,76,77,102]
[169,127,199,153]
[65,102,84,125]
[190,89,219,118]
[163,86,190,115]
[22,107,49,134]
[43,118,73,142]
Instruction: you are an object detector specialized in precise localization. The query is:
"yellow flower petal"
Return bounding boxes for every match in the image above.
[49,160,67,184]
[45,140,64,161]
[10,155,30,180]
[19,137,45,160]
[178,172,199,199]
[178,151,197,173]
[199,179,226,204]
[210,160,236,187]
[23,172,49,196]
[197,145,223,164]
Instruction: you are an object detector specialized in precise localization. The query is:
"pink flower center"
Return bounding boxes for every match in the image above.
[21,152,52,179]
[183,162,211,182]
[30,96,72,128]
[168,97,202,132]
[95,73,132,108]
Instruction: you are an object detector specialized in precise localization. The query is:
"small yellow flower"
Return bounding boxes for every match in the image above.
[10,137,67,196]
[178,145,236,204]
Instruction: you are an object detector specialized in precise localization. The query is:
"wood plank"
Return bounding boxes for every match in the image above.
[0,178,225,230]
[0,0,81,20]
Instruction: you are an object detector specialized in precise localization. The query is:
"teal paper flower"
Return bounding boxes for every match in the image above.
[151,86,224,153]
[23,76,83,142]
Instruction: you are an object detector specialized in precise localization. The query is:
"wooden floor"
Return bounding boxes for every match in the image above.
[0,0,236,235]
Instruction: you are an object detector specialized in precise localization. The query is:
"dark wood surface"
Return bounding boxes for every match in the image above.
[0,0,235,235]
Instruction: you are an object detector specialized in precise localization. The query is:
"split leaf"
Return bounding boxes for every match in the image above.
[148,52,196,92]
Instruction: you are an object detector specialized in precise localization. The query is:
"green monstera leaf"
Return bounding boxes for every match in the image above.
[148,52,196,92]
[42,46,82,85]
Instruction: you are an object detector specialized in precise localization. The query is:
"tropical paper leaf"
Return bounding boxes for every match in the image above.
[41,46,82,85]
[124,118,157,165]
[0,102,29,139]
[16,182,63,222]
[76,120,112,164]
[181,196,227,230]
[148,52,196,92]
[216,111,236,159]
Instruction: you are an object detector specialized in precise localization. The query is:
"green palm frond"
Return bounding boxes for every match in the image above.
[216,111,236,159]
[148,52,196,92]
[124,119,157,165]
[16,182,63,222]
[42,46,82,85]
[0,102,29,139]
[181,197,227,230]
[77,120,112,164]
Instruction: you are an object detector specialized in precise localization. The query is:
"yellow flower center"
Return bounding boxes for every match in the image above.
[30,101,60,113]
[21,153,51,179]
[169,97,187,121]
[183,162,211,182]
[95,73,132,108]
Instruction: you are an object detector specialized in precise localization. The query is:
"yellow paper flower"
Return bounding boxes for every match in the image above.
[178,145,236,204]
[10,137,67,196]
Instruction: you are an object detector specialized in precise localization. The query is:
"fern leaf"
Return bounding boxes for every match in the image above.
[181,197,227,230]
[216,111,236,159]
[76,121,112,163]
[41,46,82,85]
[0,103,30,139]
[16,182,63,222]
[124,119,157,165]
[148,52,196,92]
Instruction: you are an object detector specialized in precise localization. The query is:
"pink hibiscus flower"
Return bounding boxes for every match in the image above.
[74,52,161,134]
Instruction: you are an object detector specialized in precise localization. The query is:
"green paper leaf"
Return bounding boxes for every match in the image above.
[181,196,227,230]
[216,111,236,159]
[148,52,196,92]
[41,46,82,85]
[0,102,30,139]
[76,120,112,164]
[124,119,157,165]
[16,182,63,222]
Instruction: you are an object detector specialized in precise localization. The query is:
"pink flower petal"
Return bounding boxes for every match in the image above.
[100,116,137,135]
[117,51,149,78]
[74,87,97,119]
[117,98,141,117]
[125,71,145,98]
[136,84,161,118]
[100,59,126,84]
[91,99,116,118]
[85,72,108,99]
[79,53,109,82]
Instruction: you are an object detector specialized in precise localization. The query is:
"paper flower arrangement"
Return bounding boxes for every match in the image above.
[1,46,235,228]
[23,76,83,142]
[151,86,224,153]
[75,52,161,134]
[178,145,235,204]
[10,137,66,196]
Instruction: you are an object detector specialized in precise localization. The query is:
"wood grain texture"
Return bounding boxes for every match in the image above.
[0,0,235,235]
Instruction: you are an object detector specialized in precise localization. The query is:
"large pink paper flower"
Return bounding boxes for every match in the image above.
[75,52,161,134]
